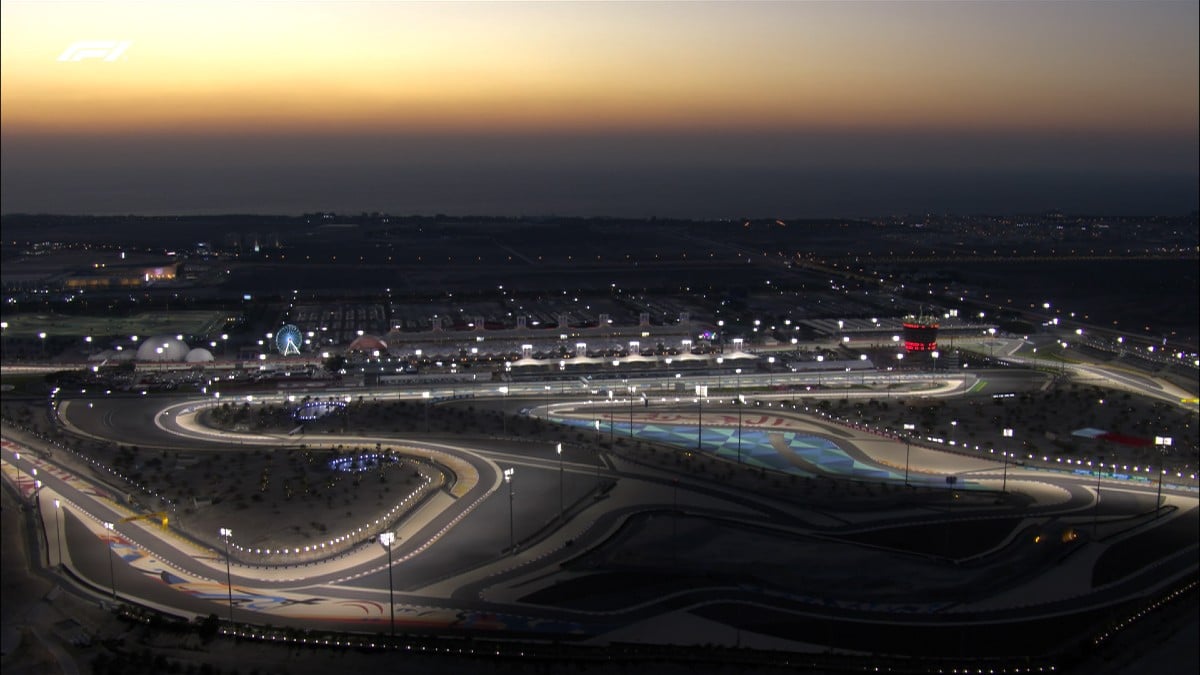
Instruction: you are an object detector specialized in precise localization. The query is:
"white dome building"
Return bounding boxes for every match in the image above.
[184,347,214,363]
[136,335,190,362]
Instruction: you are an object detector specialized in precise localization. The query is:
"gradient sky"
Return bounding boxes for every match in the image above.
[1,0,1197,217]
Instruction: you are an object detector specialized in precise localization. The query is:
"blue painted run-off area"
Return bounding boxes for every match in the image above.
[552,416,926,484]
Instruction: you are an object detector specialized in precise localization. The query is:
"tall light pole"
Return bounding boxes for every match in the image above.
[607,389,615,446]
[736,394,746,465]
[695,385,707,452]
[1001,428,1014,492]
[53,499,62,567]
[378,532,396,637]
[1155,436,1172,518]
[499,386,509,434]
[628,385,636,438]
[11,451,23,493]
[102,522,117,601]
[556,443,564,520]
[902,423,916,486]
[504,468,516,553]
[31,482,45,564]
[593,419,601,490]
[219,527,235,625]
[1093,456,1103,539]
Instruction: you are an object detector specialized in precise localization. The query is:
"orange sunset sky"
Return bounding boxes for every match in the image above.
[1,1,1197,216]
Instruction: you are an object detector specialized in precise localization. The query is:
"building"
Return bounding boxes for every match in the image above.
[902,314,939,352]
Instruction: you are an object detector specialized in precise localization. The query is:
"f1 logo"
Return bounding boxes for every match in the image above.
[58,41,131,62]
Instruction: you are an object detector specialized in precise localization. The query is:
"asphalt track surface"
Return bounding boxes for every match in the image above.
[4,368,1197,658]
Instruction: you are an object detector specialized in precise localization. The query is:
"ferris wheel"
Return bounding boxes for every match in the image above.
[276,324,302,356]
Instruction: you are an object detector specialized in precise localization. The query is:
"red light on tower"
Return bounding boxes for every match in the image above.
[902,314,939,352]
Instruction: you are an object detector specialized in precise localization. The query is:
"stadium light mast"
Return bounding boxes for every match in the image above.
[504,468,516,553]
[903,423,916,486]
[1002,428,1014,492]
[102,522,118,601]
[220,527,235,625]
[378,532,396,637]
[1155,436,1172,518]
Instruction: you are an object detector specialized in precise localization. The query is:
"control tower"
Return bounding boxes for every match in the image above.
[902,312,939,352]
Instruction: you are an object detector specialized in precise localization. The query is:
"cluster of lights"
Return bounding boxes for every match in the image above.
[926,662,1051,667]
[327,452,400,473]
[293,400,346,421]
[340,337,769,371]
[6,421,178,511]
[1092,579,1197,649]
[836,422,1197,483]
[213,621,1069,672]
[729,412,1197,488]
[219,625,538,658]
[224,467,434,561]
